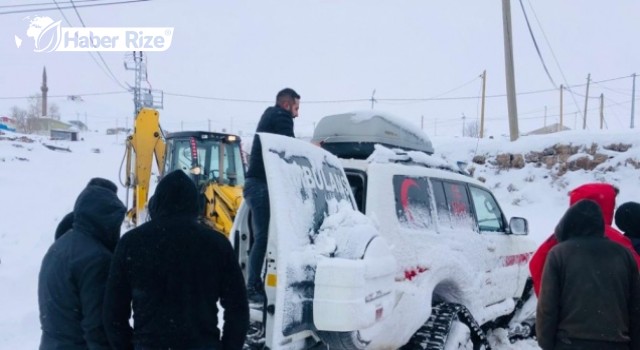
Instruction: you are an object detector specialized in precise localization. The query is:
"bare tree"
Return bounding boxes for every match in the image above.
[8,93,61,133]
[27,94,42,118]
[10,106,29,133]
[48,104,60,120]
[463,120,483,138]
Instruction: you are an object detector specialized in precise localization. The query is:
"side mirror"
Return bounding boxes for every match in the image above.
[509,217,529,235]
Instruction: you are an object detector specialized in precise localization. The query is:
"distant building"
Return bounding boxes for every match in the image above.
[106,127,131,135]
[0,116,17,132]
[68,120,89,131]
[524,123,571,136]
[51,129,79,141]
[31,117,73,136]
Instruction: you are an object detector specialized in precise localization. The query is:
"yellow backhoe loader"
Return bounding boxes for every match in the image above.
[123,108,245,237]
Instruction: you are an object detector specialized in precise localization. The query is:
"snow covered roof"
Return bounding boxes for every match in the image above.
[312,111,434,158]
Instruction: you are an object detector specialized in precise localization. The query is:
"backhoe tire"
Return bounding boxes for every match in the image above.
[317,330,368,350]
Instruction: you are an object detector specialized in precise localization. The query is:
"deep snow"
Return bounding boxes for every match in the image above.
[2,126,640,349]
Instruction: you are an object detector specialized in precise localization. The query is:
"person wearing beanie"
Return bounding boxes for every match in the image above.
[615,201,640,255]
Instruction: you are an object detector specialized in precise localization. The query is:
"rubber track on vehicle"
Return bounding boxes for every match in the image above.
[243,321,265,350]
[400,302,491,350]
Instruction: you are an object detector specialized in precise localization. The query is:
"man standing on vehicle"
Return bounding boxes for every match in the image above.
[245,88,300,307]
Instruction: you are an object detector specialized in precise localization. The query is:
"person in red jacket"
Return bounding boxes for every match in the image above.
[529,182,640,296]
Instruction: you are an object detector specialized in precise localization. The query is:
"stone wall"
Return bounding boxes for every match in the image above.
[471,142,637,176]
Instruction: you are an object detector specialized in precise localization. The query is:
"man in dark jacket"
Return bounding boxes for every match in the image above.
[615,201,640,255]
[103,170,249,350]
[55,177,119,240]
[244,88,300,307]
[38,180,126,350]
[536,199,640,350]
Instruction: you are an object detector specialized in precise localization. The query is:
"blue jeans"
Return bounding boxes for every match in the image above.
[243,178,270,293]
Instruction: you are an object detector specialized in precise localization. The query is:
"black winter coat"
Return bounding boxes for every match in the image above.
[537,199,640,350]
[246,105,295,181]
[103,170,249,350]
[615,201,640,256]
[38,185,126,350]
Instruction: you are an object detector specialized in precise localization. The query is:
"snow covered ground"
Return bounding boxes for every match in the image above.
[1,126,639,349]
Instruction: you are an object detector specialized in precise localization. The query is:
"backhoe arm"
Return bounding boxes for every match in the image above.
[125,108,166,225]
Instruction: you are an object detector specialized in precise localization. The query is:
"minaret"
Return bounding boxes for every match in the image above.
[41,66,48,117]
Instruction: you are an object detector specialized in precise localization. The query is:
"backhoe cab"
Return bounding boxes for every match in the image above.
[164,131,245,235]
[124,108,245,236]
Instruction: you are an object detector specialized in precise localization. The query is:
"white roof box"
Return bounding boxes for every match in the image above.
[312,111,434,159]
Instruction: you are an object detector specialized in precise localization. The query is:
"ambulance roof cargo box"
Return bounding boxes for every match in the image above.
[311,111,434,159]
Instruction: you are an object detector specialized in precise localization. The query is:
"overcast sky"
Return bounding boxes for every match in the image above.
[1,0,639,138]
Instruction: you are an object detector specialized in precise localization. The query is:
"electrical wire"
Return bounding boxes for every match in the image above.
[0,91,128,100]
[0,0,150,15]
[525,0,582,115]
[0,0,106,8]
[67,0,130,90]
[518,0,556,87]
[49,0,128,91]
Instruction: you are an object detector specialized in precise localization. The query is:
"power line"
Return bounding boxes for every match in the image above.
[517,0,556,87]
[0,0,107,9]
[524,0,582,115]
[51,0,129,91]
[0,91,128,100]
[164,92,273,103]
[164,77,635,105]
[0,0,150,15]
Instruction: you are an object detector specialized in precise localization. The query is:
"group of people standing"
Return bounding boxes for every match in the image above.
[37,88,301,350]
[532,182,640,350]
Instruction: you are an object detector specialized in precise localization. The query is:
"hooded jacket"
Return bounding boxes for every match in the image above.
[536,200,640,350]
[246,105,295,181]
[615,201,640,255]
[54,178,119,240]
[103,170,249,350]
[38,185,126,350]
[529,183,640,296]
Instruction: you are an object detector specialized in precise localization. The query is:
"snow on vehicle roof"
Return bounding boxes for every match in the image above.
[312,110,435,155]
[367,143,467,175]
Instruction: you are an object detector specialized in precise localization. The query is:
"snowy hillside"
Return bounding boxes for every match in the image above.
[2,128,640,349]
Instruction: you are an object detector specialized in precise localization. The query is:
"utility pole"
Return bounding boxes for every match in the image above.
[41,66,48,117]
[502,0,520,141]
[480,70,487,138]
[582,73,591,130]
[208,119,211,132]
[181,121,183,131]
[370,89,377,109]
[462,113,467,136]
[631,73,636,129]
[599,93,604,129]
[559,84,564,132]
[125,51,164,118]
[421,115,424,130]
